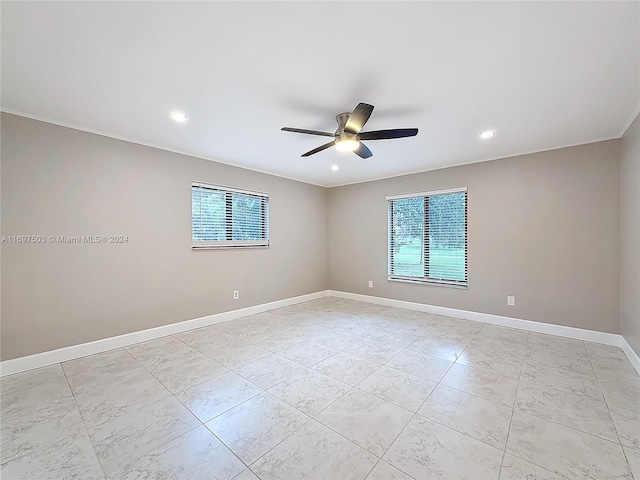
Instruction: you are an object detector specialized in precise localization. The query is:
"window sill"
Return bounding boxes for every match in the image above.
[388,276,468,289]
[192,245,270,250]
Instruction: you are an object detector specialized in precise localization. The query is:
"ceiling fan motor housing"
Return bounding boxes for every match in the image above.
[281,102,418,158]
[335,112,356,141]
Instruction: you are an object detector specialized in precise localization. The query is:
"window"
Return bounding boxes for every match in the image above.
[192,182,269,249]
[387,187,467,287]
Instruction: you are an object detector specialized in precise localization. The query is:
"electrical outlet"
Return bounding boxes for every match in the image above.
[233,290,239,300]
[507,295,515,306]
[368,280,373,288]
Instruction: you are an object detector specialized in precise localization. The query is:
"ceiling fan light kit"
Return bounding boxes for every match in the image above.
[335,138,359,152]
[282,102,418,159]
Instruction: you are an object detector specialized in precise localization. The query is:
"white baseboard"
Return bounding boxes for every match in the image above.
[329,290,621,345]
[3,289,639,378]
[0,290,329,377]
[620,336,640,375]
[329,290,640,375]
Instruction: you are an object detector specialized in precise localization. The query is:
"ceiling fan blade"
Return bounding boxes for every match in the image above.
[301,140,336,157]
[344,103,374,134]
[354,142,373,159]
[358,128,419,140]
[281,127,334,137]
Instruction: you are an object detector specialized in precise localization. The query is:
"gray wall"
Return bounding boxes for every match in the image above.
[621,113,640,356]
[1,112,629,361]
[1,114,329,360]
[328,140,621,334]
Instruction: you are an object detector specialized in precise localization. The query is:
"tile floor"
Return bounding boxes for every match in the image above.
[1,297,639,479]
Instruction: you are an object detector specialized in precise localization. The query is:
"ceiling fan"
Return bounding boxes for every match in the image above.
[281,102,418,158]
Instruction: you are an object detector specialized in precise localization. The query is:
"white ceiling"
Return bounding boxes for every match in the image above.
[2,1,638,187]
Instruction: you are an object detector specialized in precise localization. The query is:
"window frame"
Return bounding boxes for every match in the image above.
[387,187,468,288]
[192,182,269,249]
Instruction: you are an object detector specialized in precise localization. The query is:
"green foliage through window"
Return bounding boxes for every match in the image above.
[192,183,269,248]
[388,189,467,286]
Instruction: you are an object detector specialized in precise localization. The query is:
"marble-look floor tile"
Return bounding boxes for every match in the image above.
[385,349,453,382]
[466,336,527,356]
[206,392,309,464]
[585,342,627,358]
[88,395,199,477]
[0,364,66,396]
[507,411,633,480]
[214,320,275,341]
[520,360,601,398]
[500,453,566,480]
[405,310,446,326]
[440,363,518,406]
[201,340,271,369]
[251,420,378,480]
[599,375,640,414]
[526,354,594,380]
[1,373,74,422]
[417,384,512,449]
[150,353,229,393]
[0,398,87,464]
[268,369,351,416]
[62,349,134,378]
[126,336,230,393]
[469,325,528,355]
[438,316,484,334]
[425,324,479,346]
[312,331,360,351]
[624,447,640,480]
[374,322,425,339]
[111,425,245,480]
[585,343,637,379]
[342,337,405,364]
[383,415,502,480]
[610,407,640,450]
[232,468,260,480]
[312,351,380,385]
[234,354,305,389]
[329,322,373,339]
[250,330,306,352]
[590,351,639,380]
[363,329,417,350]
[406,335,464,361]
[67,362,170,429]
[316,389,413,456]
[3,299,637,480]
[175,371,262,422]
[293,324,334,339]
[526,333,589,366]
[515,377,618,442]
[173,327,240,351]
[277,340,338,367]
[366,460,415,480]
[66,353,139,379]
[362,328,420,351]
[358,366,436,412]
[125,336,203,371]
[476,324,528,345]
[455,345,523,378]
[528,332,586,352]
[0,432,104,480]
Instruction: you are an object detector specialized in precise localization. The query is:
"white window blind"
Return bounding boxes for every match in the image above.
[192,182,269,249]
[387,187,467,287]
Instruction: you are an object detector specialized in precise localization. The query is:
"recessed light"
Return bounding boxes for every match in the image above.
[331,165,339,171]
[170,111,188,122]
[480,130,495,139]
